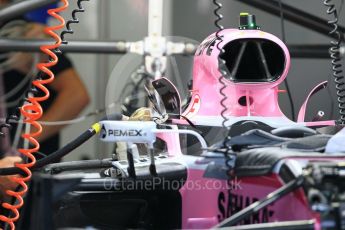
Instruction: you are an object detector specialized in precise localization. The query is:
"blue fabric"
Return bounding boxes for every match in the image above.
[25,3,58,24]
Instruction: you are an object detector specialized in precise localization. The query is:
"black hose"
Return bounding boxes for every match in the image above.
[212,0,236,183]
[0,128,97,176]
[56,0,89,53]
[44,158,113,174]
[323,0,345,124]
[213,0,229,133]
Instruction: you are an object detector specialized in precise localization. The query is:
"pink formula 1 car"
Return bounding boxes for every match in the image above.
[21,14,345,230]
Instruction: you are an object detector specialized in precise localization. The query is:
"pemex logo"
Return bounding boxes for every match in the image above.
[100,124,107,139]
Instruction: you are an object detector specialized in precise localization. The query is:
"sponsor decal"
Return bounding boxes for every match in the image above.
[108,129,144,137]
[217,191,274,224]
[183,94,201,119]
[100,124,107,138]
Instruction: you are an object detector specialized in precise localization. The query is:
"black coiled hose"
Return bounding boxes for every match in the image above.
[323,0,345,124]
[212,0,236,179]
[213,0,228,133]
[56,0,89,52]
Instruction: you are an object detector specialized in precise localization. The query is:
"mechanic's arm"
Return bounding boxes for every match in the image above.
[37,68,90,142]
[0,156,21,203]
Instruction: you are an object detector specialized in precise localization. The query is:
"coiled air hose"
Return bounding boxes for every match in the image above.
[0,1,68,229]
[60,0,89,46]
[323,0,345,124]
[212,0,236,180]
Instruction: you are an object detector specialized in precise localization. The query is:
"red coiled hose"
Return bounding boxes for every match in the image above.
[0,1,69,229]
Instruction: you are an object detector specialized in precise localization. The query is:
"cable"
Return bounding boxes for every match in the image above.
[0,67,153,127]
[57,0,89,52]
[0,54,39,102]
[212,0,236,184]
[327,73,335,119]
[213,0,228,131]
[278,0,286,44]
[121,67,153,115]
[0,96,28,109]
[3,67,148,127]
[0,20,27,38]
[44,158,113,174]
[323,0,345,124]
[0,122,101,176]
[278,0,296,121]
[0,72,31,102]
[0,1,69,229]
[30,124,99,169]
[0,102,116,126]
[0,21,39,102]
[0,22,40,154]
